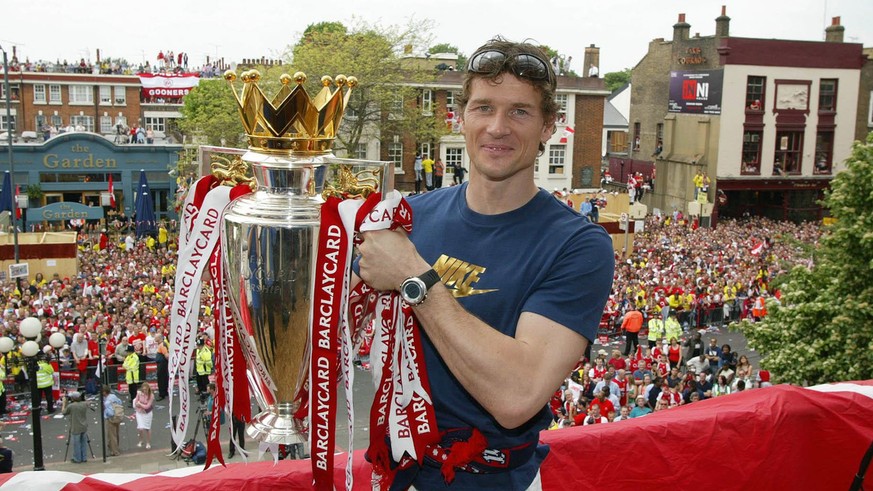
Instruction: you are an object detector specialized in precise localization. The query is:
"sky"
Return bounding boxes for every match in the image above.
[2,0,872,76]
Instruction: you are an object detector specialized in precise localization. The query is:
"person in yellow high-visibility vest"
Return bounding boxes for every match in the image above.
[195,337,213,397]
[36,353,56,414]
[123,346,140,406]
[664,313,683,342]
[0,362,6,416]
[647,316,665,349]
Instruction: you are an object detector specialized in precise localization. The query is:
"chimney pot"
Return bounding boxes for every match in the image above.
[721,5,726,16]
[832,16,840,26]
[679,13,685,22]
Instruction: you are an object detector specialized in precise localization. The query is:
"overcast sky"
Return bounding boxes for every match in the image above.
[2,0,871,75]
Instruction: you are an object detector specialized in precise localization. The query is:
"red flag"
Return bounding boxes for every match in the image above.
[108,175,116,208]
[14,185,21,220]
[750,241,764,256]
[559,126,575,144]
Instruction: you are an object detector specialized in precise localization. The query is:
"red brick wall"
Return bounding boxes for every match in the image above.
[573,93,605,188]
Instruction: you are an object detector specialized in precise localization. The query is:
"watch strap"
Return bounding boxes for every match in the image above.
[418,268,440,291]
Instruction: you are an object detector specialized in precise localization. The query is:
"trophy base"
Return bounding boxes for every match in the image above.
[246,405,307,445]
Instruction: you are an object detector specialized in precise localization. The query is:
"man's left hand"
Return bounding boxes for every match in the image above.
[357,229,430,292]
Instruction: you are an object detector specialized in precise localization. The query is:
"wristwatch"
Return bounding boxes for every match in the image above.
[399,268,440,305]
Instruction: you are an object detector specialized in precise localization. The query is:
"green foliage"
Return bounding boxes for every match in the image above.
[178,79,243,147]
[737,132,873,385]
[604,68,631,93]
[285,17,447,155]
[26,183,43,200]
[429,43,465,70]
[536,45,576,77]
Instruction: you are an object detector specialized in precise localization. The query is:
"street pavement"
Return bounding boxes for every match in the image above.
[6,323,756,475]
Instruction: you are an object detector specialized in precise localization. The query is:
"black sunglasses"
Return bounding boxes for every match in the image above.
[467,49,554,85]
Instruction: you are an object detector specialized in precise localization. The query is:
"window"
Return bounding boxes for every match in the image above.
[774,130,803,175]
[555,94,568,124]
[352,142,367,160]
[99,85,112,105]
[115,86,126,105]
[144,117,165,132]
[35,115,46,132]
[746,76,766,110]
[51,114,62,127]
[100,116,114,133]
[548,145,566,174]
[741,130,763,175]
[419,142,432,160]
[656,123,664,153]
[34,84,46,104]
[49,85,62,103]
[445,91,456,108]
[0,84,20,101]
[115,115,128,128]
[819,79,837,112]
[445,148,464,174]
[633,122,641,151]
[70,115,95,132]
[869,91,873,126]
[388,142,403,170]
[390,93,404,118]
[420,89,433,115]
[607,130,628,154]
[0,115,15,131]
[814,131,834,174]
[69,85,93,104]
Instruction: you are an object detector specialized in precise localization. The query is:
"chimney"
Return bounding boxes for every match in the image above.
[825,16,844,43]
[673,13,691,41]
[96,49,101,63]
[583,44,600,78]
[715,5,730,37]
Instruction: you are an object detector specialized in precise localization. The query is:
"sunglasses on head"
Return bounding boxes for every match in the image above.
[467,49,554,85]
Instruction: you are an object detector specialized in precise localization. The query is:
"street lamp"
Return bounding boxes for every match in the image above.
[0,45,19,262]
[20,317,46,471]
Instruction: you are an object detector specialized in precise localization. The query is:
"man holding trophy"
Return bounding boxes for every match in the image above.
[357,37,614,489]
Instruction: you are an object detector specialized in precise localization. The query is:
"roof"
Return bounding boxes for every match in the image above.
[603,99,628,128]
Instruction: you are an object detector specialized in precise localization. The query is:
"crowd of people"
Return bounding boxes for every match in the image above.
[5,52,227,79]
[549,212,820,427]
[0,206,821,452]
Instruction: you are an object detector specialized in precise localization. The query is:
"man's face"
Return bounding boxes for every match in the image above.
[460,75,553,184]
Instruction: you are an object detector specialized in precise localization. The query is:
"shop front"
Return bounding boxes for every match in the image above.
[0,133,182,226]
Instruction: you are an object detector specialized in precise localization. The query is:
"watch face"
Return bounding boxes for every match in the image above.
[402,281,424,302]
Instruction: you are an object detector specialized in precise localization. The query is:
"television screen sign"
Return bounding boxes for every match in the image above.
[668,70,723,115]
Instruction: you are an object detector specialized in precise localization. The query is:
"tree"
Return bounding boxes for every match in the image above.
[284,18,447,156]
[177,79,242,146]
[429,43,465,70]
[604,68,632,93]
[737,133,873,385]
[537,45,577,77]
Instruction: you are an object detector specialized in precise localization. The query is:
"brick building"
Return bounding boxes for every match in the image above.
[626,8,868,223]
[1,70,141,139]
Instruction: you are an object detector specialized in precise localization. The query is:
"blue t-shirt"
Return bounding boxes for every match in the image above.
[399,183,614,489]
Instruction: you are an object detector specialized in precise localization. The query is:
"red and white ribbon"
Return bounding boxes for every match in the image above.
[168,180,232,450]
[353,192,439,488]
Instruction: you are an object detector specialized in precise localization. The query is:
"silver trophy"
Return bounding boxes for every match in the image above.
[219,70,390,445]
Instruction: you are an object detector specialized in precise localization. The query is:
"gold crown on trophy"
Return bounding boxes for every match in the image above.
[224,69,357,154]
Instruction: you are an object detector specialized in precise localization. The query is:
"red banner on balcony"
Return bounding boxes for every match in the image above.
[139,73,201,99]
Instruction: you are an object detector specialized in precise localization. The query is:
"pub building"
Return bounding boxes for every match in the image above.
[622,8,866,223]
[0,132,181,227]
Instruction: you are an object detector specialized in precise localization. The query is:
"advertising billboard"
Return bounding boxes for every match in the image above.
[668,70,724,115]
